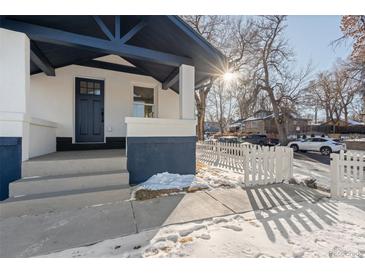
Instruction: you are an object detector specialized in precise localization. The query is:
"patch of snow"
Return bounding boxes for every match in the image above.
[135,172,208,191]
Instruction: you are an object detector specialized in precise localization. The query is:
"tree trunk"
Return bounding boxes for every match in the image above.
[267,88,288,145]
[314,106,318,124]
[196,91,207,141]
[197,105,205,141]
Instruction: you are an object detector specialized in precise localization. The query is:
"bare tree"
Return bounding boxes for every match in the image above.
[340,15,365,63]
[249,16,310,145]
[182,16,258,140]
[206,80,236,133]
[232,77,260,120]
[306,63,362,124]
[182,16,226,140]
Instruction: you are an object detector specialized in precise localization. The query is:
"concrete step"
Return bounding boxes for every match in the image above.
[9,171,129,198]
[22,151,127,177]
[0,185,131,219]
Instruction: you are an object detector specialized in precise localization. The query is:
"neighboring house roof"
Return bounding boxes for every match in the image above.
[244,114,274,122]
[0,15,227,93]
[321,119,365,126]
[243,111,310,124]
[348,119,365,126]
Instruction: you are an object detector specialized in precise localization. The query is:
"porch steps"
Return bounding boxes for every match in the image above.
[9,170,129,198]
[22,150,127,177]
[8,149,129,198]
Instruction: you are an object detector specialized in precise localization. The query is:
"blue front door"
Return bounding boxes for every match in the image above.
[75,78,104,143]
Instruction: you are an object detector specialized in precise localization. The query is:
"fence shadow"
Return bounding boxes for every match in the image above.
[244,184,338,242]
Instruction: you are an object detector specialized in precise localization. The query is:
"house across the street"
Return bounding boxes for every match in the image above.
[230,110,310,136]
[0,16,227,200]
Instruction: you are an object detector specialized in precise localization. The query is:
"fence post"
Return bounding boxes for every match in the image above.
[217,141,221,161]
[331,153,340,198]
[275,147,281,182]
[244,145,250,184]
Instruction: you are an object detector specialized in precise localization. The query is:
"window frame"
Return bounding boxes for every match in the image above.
[131,83,157,118]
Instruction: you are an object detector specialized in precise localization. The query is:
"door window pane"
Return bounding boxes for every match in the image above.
[94,83,101,95]
[80,87,87,94]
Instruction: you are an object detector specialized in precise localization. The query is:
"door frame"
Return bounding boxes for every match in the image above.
[74,76,106,143]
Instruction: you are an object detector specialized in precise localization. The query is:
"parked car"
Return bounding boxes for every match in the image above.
[239,134,268,146]
[218,136,239,143]
[287,137,346,156]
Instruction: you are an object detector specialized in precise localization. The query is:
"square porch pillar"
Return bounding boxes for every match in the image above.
[179,64,195,120]
[0,28,30,162]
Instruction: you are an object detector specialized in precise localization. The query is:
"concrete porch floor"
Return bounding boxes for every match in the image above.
[0,184,330,257]
[28,149,126,161]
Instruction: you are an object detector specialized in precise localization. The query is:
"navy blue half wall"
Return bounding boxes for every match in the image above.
[0,137,22,201]
[127,136,196,185]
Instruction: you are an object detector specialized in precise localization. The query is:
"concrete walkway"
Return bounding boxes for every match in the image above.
[0,184,329,257]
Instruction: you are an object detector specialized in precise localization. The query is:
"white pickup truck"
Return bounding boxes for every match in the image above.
[287,137,346,156]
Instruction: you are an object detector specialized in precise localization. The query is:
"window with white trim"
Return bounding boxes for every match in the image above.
[133,86,155,118]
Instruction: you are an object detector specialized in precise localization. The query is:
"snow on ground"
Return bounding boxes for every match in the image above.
[131,163,243,199]
[196,162,244,188]
[293,158,330,190]
[134,172,208,191]
[42,197,365,258]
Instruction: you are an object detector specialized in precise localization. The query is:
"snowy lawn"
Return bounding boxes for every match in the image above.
[42,197,365,258]
[132,158,327,201]
[131,162,243,200]
[293,158,330,191]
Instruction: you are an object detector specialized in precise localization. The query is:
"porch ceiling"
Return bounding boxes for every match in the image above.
[0,15,227,92]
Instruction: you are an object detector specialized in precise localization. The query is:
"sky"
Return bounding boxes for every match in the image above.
[286,15,352,73]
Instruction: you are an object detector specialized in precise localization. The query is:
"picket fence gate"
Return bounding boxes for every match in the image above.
[331,150,365,198]
[196,141,293,186]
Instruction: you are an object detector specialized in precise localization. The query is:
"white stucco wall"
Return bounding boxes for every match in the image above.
[29,57,180,141]
[125,117,196,137]
[0,28,30,161]
[29,117,57,158]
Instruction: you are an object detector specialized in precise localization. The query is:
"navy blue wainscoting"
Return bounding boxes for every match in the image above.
[0,137,22,201]
[127,136,196,185]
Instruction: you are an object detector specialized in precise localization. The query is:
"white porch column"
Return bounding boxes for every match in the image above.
[0,28,30,161]
[179,64,195,120]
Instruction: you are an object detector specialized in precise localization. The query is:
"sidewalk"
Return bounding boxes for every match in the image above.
[0,183,328,257]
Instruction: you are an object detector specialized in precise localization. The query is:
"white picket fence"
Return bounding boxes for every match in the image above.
[331,150,365,198]
[197,141,293,186]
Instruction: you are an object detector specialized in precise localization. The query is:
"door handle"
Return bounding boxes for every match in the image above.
[101,110,104,123]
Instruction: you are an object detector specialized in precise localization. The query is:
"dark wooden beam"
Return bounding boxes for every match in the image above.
[92,16,114,41]
[162,68,179,90]
[75,59,150,76]
[115,16,121,40]
[2,19,193,67]
[120,20,147,44]
[30,41,55,76]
